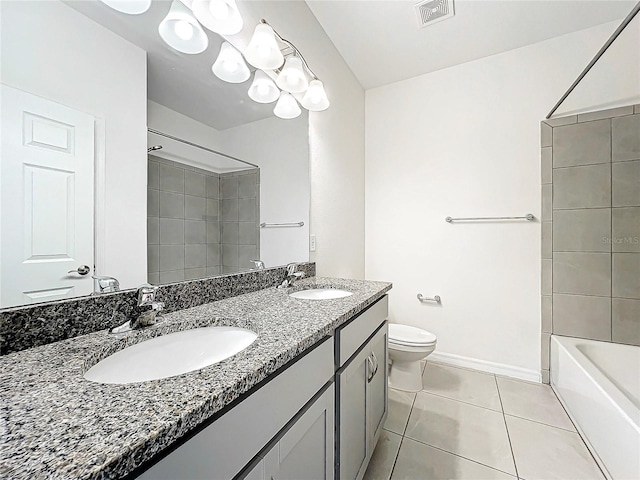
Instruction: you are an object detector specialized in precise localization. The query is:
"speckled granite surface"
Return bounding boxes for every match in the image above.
[0,263,315,355]
[0,276,391,480]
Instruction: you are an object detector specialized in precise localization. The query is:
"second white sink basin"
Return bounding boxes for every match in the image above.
[289,288,353,300]
[84,326,257,384]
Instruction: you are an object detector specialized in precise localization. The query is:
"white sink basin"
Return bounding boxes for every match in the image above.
[84,326,257,384]
[289,288,353,300]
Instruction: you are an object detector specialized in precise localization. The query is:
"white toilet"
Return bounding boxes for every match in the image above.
[388,324,437,392]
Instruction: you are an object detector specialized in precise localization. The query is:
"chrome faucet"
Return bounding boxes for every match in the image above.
[92,275,120,294]
[278,263,306,289]
[109,284,164,334]
[251,259,265,270]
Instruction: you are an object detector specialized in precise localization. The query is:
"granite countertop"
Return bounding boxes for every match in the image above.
[0,277,391,480]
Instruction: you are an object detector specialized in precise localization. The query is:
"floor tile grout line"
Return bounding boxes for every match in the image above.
[495,374,520,480]
[417,389,503,413]
[502,412,576,433]
[400,434,518,478]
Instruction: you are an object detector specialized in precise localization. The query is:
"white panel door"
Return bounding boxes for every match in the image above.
[0,85,95,307]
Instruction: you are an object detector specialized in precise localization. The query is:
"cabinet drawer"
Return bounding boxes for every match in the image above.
[335,296,388,367]
[137,338,333,480]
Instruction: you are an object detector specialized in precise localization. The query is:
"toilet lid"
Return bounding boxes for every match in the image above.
[389,324,437,346]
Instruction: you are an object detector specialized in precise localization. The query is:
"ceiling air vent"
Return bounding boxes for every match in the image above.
[414,0,455,28]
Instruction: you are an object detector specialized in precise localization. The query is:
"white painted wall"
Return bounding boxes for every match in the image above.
[1,0,147,290]
[220,115,310,268]
[223,1,366,279]
[365,21,627,379]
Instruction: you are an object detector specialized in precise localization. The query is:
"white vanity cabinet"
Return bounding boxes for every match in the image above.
[335,296,389,480]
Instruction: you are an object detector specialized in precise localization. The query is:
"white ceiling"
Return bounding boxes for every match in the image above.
[306,0,637,90]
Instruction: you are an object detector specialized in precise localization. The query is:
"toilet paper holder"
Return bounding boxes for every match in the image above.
[417,293,441,304]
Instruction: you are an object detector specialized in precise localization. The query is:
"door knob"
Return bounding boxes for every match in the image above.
[68,265,90,275]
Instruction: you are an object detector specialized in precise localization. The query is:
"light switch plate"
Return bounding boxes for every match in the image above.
[309,235,316,252]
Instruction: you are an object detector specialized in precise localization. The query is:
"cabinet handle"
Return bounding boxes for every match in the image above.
[371,352,379,378]
[367,355,375,383]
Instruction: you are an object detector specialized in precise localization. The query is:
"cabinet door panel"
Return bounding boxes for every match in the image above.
[367,324,388,453]
[266,385,334,480]
[337,347,369,480]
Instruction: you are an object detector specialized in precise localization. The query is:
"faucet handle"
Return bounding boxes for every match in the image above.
[286,263,299,275]
[92,275,120,293]
[137,284,158,307]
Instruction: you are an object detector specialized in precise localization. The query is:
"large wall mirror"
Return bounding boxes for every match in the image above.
[0,0,310,309]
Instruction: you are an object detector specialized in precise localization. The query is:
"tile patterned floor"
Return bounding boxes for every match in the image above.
[364,362,605,480]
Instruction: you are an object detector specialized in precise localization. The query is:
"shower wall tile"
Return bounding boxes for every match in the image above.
[541,147,552,184]
[541,123,552,148]
[635,105,640,114]
[541,333,550,370]
[148,272,159,285]
[612,298,640,345]
[553,252,611,296]
[553,164,611,209]
[541,295,552,334]
[185,244,206,269]
[577,106,633,123]
[221,199,238,221]
[612,114,640,162]
[148,189,159,217]
[185,220,206,245]
[552,119,611,167]
[206,176,219,199]
[185,195,206,220]
[612,160,640,207]
[159,269,185,284]
[221,222,239,244]
[239,222,257,245]
[552,294,611,341]
[206,244,221,267]
[159,191,184,219]
[221,176,238,199]
[147,217,159,245]
[542,259,552,296]
[552,209,610,252]
[541,222,552,259]
[159,218,184,245]
[159,163,184,193]
[222,244,239,267]
[541,185,552,221]
[612,253,640,299]
[185,267,207,281]
[238,173,258,198]
[612,207,640,253]
[159,245,184,272]
[148,160,159,189]
[238,245,258,270]
[206,198,219,218]
[206,221,220,244]
[148,245,159,274]
[184,171,206,197]
[238,198,257,222]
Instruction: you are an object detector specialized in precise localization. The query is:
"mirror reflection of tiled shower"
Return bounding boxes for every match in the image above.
[147,156,259,284]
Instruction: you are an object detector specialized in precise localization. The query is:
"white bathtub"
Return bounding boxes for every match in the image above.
[551,335,640,480]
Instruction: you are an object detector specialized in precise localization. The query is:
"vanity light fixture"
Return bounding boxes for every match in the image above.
[244,23,284,70]
[273,92,301,119]
[275,55,309,94]
[248,70,280,103]
[192,0,243,35]
[212,42,250,83]
[301,79,330,111]
[159,0,209,54]
[99,0,151,14]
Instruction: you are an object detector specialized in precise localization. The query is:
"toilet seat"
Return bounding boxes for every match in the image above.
[388,324,437,347]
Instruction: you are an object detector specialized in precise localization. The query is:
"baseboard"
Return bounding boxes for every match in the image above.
[428,351,541,383]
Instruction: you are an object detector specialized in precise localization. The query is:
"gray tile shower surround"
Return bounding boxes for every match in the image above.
[0,275,392,480]
[540,104,640,382]
[0,263,315,355]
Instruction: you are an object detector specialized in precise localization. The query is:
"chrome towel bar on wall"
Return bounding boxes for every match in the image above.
[417,294,441,304]
[445,214,535,223]
[260,222,304,228]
